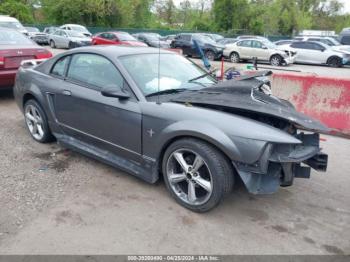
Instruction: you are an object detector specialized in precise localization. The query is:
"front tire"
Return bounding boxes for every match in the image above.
[24,99,54,143]
[162,138,234,212]
[205,50,216,61]
[270,55,283,66]
[328,56,342,67]
[50,40,56,49]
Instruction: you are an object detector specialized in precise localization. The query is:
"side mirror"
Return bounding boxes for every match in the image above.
[101,86,130,100]
[262,46,268,49]
[321,48,325,52]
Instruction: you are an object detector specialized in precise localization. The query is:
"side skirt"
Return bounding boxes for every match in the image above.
[54,133,159,184]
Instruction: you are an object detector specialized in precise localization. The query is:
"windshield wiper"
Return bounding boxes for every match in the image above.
[188,69,216,83]
[145,88,188,97]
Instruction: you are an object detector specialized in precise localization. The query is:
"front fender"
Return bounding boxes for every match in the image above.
[156,120,242,161]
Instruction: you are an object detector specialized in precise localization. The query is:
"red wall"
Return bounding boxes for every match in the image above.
[272,73,350,137]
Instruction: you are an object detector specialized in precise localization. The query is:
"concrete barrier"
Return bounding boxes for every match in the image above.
[272,73,350,137]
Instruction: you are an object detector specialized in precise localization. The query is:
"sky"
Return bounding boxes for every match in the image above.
[340,0,350,13]
[173,0,350,14]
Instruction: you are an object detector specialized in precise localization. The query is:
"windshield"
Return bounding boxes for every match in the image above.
[117,33,137,41]
[262,40,277,49]
[0,30,33,45]
[144,34,161,41]
[0,21,24,30]
[211,34,224,41]
[119,53,216,95]
[193,34,217,44]
[327,38,341,46]
[67,31,85,37]
[26,27,39,32]
[71,26,89,33]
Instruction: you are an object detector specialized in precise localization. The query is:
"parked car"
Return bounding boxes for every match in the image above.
[203,33,224,42]
[14,46,328,212]
[224,39,296,66]
[0,28,52,89]
[237,35,269,41]
[217,38,237,46]
[294,36,350,53]
[43,26,59,35]
[161,34,176,44]
[171,33,225,60]
[25,27,49,45]
[134,33,170,48]
[279,41,350,67]
[274,40,294,46]
[92,31,147,47]
[0,15,27,35]
[60,24,92,37]
[338,28,350,45]
[49,29,92,49]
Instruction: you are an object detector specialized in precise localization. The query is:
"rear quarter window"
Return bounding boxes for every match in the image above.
[51,56,70,77]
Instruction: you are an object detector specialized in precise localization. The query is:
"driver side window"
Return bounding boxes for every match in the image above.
[66,54,124,91]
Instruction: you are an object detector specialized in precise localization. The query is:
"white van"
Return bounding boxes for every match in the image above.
[0,15,28,35]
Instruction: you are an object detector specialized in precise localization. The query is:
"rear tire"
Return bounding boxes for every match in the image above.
[162,138,234,212]
[24,99,55,143]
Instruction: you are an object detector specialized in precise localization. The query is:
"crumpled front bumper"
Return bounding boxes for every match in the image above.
[283,55,296,65]
[235,133,328,194]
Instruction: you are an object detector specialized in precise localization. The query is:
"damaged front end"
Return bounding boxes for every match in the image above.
[235,133,328,194]
[171,70,330,194]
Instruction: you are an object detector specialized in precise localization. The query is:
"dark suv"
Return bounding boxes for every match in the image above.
[171,33,225,60]
[339,28,350,45]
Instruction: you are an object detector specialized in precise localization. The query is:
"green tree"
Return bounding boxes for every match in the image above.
[0,0,34,23]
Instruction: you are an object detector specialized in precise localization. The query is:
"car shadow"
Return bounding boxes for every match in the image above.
[0,89,14,101]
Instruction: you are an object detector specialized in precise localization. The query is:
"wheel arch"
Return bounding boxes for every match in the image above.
[326,55,341,65]
[269,53,283,60]
[157,134,238,180]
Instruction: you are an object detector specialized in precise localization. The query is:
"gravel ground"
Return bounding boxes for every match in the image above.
[0,90,350,254]
[0,47,349,254]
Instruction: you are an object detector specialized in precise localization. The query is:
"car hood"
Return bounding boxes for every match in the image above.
[169,74,330,133]
[123,41,148,47]
[332,45,350,53]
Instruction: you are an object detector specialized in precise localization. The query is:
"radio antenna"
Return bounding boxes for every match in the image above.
[156,37,161,105]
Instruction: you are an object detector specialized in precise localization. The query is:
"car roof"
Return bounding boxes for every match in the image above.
[61,45,174,57]
[62,24,85,27]
[0,16,19,22]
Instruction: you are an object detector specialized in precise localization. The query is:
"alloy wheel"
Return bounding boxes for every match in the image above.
[25,104,45,141]
[270,56,281,66]
[230,53,240,63]
[205,51,215,61]
[166,149,213,206]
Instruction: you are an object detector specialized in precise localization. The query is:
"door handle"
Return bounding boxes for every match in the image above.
[62,90,71,96]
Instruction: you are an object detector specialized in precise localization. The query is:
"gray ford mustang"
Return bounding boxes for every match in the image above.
[14,46,329,212]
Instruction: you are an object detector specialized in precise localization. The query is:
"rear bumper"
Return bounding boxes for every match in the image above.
[0,69,17,88]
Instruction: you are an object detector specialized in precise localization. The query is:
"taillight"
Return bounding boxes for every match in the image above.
[0,56,4,69]
[35,49,53,59]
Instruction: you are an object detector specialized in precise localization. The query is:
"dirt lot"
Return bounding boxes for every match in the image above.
[0,48,349,255]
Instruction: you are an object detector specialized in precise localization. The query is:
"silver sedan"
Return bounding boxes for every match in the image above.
[49,29,91,49]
